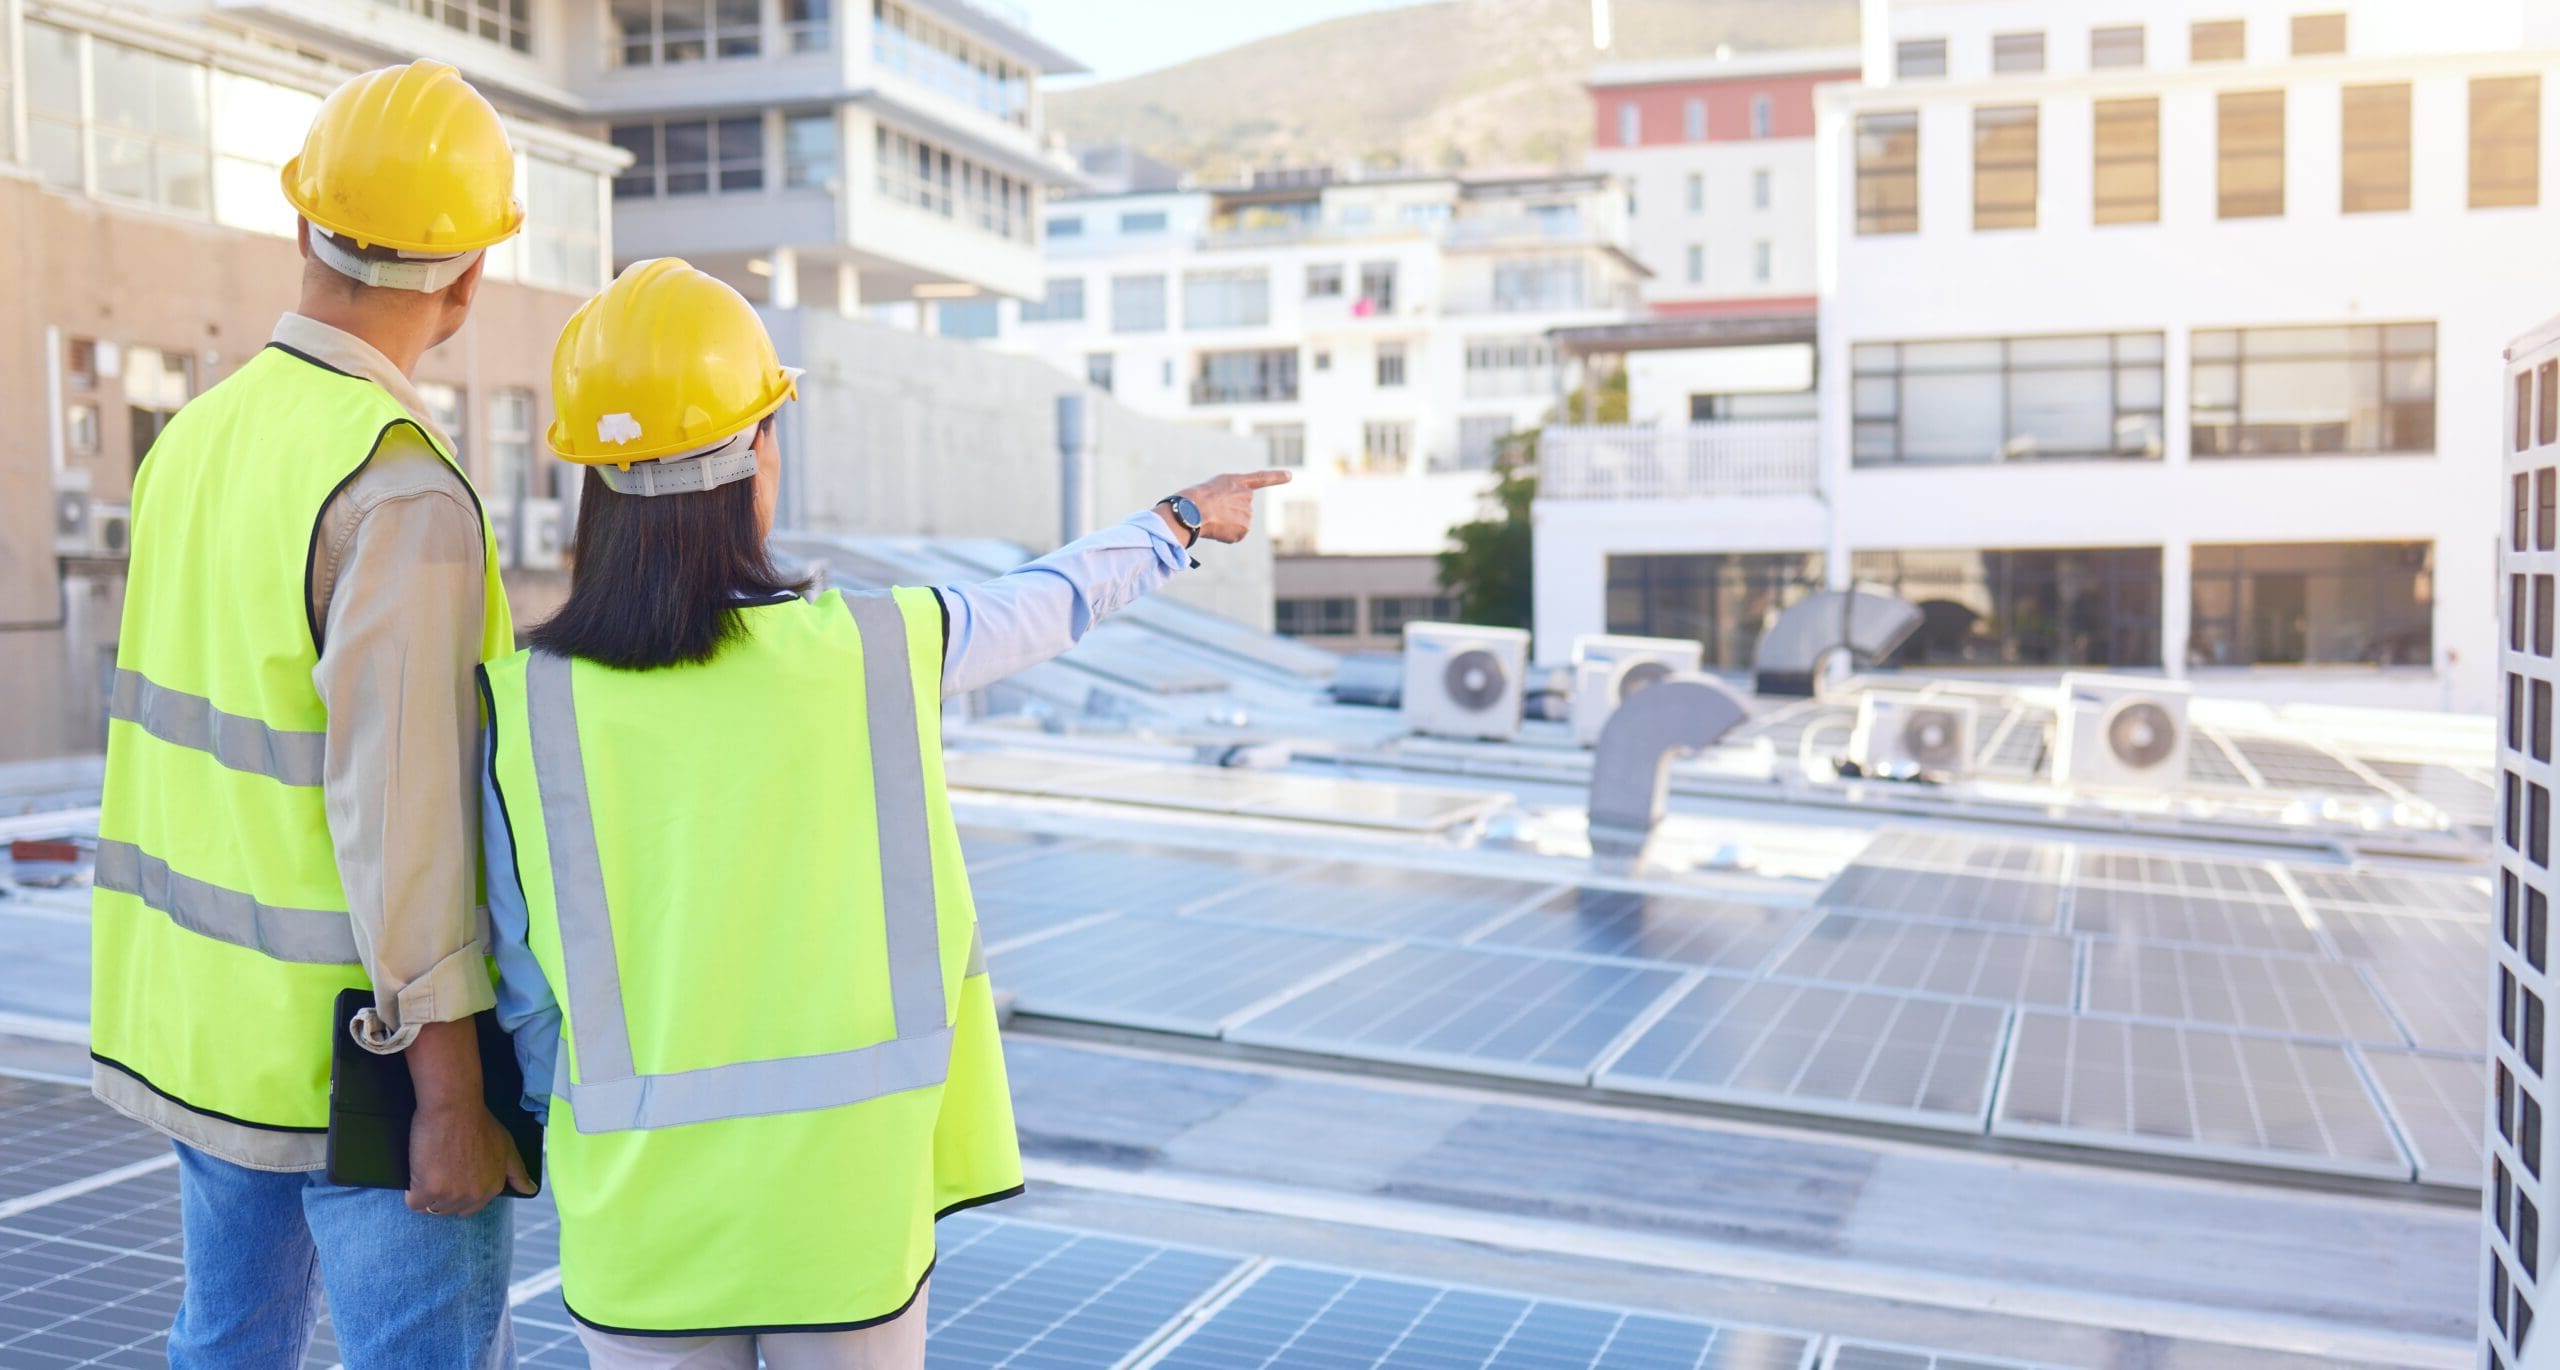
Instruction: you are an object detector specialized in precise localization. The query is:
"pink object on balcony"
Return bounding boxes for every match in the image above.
[1351,296,1374,318]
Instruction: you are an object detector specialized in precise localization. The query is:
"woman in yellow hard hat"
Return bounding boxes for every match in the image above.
[477,258,1285,1365]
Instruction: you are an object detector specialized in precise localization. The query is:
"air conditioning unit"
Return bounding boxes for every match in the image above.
[55,489,130,559]
[519,498,566,571]
[1402,622,1531,741]
[1569,633,1703,747]
[1848,691,1977,778]
[2054,673,2192,791]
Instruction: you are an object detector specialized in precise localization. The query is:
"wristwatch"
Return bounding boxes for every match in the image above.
[1157,495,1203,548]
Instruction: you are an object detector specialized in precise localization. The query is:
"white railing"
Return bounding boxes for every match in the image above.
[1540,421,1821,500]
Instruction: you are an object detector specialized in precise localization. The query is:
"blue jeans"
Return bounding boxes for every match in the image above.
[169,1142,515,1370]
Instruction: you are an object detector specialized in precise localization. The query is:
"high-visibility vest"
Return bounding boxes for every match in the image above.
[480,587,1022,1335]
[90,343,513,1132]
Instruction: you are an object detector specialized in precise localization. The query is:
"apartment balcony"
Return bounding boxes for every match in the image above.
[1540,421,1820,500]
[1190,380,1299,406]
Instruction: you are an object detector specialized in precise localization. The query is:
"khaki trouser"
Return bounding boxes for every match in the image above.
[573,1281,927,1370]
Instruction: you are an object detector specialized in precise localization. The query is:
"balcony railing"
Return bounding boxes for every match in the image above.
[1540,421,1821,500]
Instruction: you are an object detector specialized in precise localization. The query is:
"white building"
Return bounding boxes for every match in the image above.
[1537,0,2560,715]
[996,165,1647,649]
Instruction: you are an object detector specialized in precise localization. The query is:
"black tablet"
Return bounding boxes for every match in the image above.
[325,988,544,1197]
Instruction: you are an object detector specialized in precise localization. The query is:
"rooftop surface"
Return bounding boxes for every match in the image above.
[0,537,2499,1368]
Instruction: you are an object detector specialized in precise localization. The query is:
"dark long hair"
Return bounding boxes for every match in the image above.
[528,426,807,670]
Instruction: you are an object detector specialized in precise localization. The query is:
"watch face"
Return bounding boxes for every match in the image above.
[1175,497,1202,528]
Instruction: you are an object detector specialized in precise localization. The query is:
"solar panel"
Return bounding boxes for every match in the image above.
[1469,888,1807,971]
[2076,851,2282,898]
[2288,867,2492,916]
[1187,862,1554,942]
[991,914,1382,1036]
[507,1291,594,1370]
[2066,881,2321,955]
[2359,957,2489,1055]
[929,1215,1248,1370]
[1144,1262,1817,1370]
[2356,1048,2486,1189]
[1770,913,2075,1006]
[1225,944,1688,1085]
[941,750,1144,797]
[1992,1012,2411,1179]
[1972,706,2051,776]
[1852,830,2070,882]
[1826,1343,2065,1370]
[0,1080,172,1208]
[957,825,1088,873]
[2358,759,2499,829]
[965,841,1304,919]
[972,897,1116,954]
[1233,773,1510,833]
[2184,731,2253,788]
[2316,905,2490,967]
[0,1165,188,1370]
[2080,941,2408,1045]
[2225,736,2382,794]
[1060,621,1236,694]
[1817,866,2062,930]
[1596,977,2011,1132]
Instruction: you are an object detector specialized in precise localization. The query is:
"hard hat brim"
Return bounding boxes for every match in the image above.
[281,156,528,256]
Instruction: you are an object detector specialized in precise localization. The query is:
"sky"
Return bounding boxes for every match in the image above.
[1013,0,1443,86]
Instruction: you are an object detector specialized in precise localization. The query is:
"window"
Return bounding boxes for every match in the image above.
[1275,597,1357,637]
[871,1,1031,125]
[1314,350,1332,372]
[874,124,1031,240]
[1486,256,1586,311]
[2191,322,2436,456]
[90,39,210,214]
[1112,274,1167,333]
[1690,389,1819,421]
[1376,342,1407,388]
[1120,210,1168,233]
[1992,31,2045,74]
[1896,39,1947,79]
[1752,240,1772,283]
[784,0,833,53]
[67,338,98,391]
[417,382,465,450]
[212,71,322,235]
[1400,202,1451,227]
[1255,423,1305,468]
[1464,337,1552,397]
[25,23,81,192]
[517,157,607,292]
[1974,106,2038,229]
[2191,19,2245,62]
[1855,548,2163,668]
[2292,13,2345,56]
[1085,352,1113,392]
[1852,332,2166,465]
[2093,97,2160,224]
[614,1,758,65]
[377,0,533,53]
[2474,76,2542,208]
[1193,348,1297,404]
[937,299,998,340]
[611,125,657,200]
[1685,172,1704,213]
[1181,269,1269,329]
[716,115,762,191]
[2190,542,2433,666]
[1684,98,1706,141]
[2091,24,2145,68]
[1306,263,1344,297]
[66,403,100,456]
[1358,261,1398,314]
[2218,90,2285,218]
[1856,112,1919,234]
[488,387,534,521]
[1047,215,1083,238]
[1685,244,1704,284]
[1752,168,1771,210]
[1371,595,1459,638]
[1605,553,1826,667]
[1750,94,1772,138]
[1020,277,1085,323]
[1617,102,1639,146]
[1361,420,1414,474]
[784,111,837,189]
[2341,84,2410,213]
[125,347,194,472]
[1455,415,1513,471]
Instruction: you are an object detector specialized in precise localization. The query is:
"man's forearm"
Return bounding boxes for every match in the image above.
[404,1018,486,1111]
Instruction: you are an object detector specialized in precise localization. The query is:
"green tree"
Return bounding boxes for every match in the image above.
[1436,434,1537,629]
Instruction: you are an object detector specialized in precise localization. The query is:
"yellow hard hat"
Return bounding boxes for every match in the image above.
[281,60,524,255]
[547,258,801,471]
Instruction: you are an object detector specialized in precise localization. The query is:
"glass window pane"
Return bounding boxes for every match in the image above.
[26,23,80,119]
[2008,334,2111,366]
[1902,340,2004,371]
[2115,331,2166,362]
[1852,376,1898,419]
[2007,367,2113,457]
[1899,371,2004,462]
[1852,343,1898,374]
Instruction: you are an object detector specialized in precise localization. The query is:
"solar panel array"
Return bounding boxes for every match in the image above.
[947,750,1503,834]
[957,818,2491,1187]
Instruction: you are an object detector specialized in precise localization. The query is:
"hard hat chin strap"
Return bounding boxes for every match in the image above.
[307,226,483,294]
[593,425,763,497]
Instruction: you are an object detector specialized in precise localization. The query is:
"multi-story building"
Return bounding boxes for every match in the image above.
[999,164,1648,651]
[1537,0,2560,715]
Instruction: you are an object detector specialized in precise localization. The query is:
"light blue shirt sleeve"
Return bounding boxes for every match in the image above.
[480,724,560,1124]
[939,509,1190,697]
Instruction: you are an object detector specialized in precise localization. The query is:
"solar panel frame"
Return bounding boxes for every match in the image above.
[963,841,1309,920]
[1465,887,1811,972]
[942,750,1150,797]
[1989,1011,2413,1180]
[1224,943,1692,1085]
[1824,1342,2069,1370]
[2065,880,2323,955]
[2314,904,2491,968]
[2078,939,2411,1046]
[1769,912,2076,1007]
[1595,976,2014,1133]
[928,1214,1251,1370]
[2354,1047,2488,1189]
[991,914,1389,1037]
[2358,957,2490,1055]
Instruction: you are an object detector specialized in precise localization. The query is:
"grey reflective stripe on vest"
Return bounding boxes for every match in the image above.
[524,595,949,1136]
[93,838,359,964]
[108,668,327,787]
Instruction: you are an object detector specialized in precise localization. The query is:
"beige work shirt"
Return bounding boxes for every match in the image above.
[93,315,498,1172]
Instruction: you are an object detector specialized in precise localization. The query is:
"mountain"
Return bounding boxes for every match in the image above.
[1046,0,1861,183]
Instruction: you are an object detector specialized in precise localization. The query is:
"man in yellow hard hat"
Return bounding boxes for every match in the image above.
[91,59,531,1368]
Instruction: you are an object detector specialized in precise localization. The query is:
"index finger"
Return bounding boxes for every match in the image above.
[1238,469,1295,489]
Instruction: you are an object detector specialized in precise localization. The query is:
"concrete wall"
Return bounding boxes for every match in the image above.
[766,306,1275,628]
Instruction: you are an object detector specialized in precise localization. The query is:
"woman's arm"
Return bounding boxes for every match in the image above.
[478,723,562,1123]
[938,471,1289,698]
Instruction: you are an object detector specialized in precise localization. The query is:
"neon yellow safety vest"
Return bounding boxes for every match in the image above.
[480,587,1022,1336]
[90,343,513,1133]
